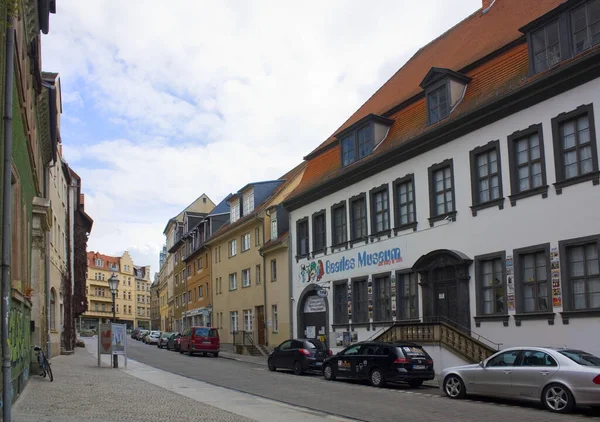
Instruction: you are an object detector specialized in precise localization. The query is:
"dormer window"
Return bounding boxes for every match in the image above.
[243,190,254,214]
[421,67,471,126]
[230,200,240,223]
[521,0,600,75]
[337,114,393,167]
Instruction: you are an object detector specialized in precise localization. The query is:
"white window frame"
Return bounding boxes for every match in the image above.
[242,268,251,287]
[243,309,253,332]
[243,191,254,215]
[230,239,237,257]
[271,217,278,241]
[230,201,240,222]
[242,233,250,251]
[230,311,239,333]
[229,273,238,290]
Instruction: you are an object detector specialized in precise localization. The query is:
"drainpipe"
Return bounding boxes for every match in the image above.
[45,164,52,360]
[1,16,16,422]
[287,212,294,340]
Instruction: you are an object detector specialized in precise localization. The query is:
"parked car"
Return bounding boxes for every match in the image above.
[158,332,172,349]
[322,341,434,388]
[179,327,220,357]
[167,332,181,352]
[141,330,153,343]
[131,328,142,339]
[136,330,149,341]
[440,346,600,414]
[145,330,161,345]
[268,339,331,375]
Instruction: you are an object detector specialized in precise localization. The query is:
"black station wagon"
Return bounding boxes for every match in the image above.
[322,341,435,388]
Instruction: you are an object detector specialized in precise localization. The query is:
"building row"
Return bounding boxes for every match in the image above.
[151,0,600,366]
[80,251,151,331]
[0,1,93,409]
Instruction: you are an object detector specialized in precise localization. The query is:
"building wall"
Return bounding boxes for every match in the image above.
[290,79,600,357]
[212,220,265,345]
[173,242,186,331]
[134,266,151,329]
[184,246,212,327]
[264,243,292,346]
[48,158,69,356]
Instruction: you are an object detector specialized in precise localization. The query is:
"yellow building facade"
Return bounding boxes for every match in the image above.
[82,251,151,331]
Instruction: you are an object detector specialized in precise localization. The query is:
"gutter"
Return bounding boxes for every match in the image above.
[1,16,16,421]
[287,212,294,340]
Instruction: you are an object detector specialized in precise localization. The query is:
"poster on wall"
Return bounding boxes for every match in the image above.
[391,276,397,320]
[336,332,344,347]
[306,326,316,339]
[506,255,515,311]
[551,247,562,307]
[342,331,351,347]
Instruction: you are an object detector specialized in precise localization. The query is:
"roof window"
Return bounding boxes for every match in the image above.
[420,67,471,126]
[337,114,394,167]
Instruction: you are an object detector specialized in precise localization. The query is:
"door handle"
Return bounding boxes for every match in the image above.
[503,370,512,375]
[539,371,549,375]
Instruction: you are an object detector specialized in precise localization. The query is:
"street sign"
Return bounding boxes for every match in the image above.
[317,289,328,298]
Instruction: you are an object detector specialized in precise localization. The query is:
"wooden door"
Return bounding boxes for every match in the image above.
[256,306,265,345]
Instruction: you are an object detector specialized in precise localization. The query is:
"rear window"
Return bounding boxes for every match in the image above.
[397,345,427,357]
[559,350,600,366]
[195,328,218,337]
[304,340,325,350]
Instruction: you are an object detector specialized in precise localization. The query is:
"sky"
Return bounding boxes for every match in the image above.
[42,0,482,276]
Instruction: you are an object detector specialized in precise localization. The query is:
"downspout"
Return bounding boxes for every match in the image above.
[45,164,51,359]
[255,213,267,346]
[1,16,16,422]
[287,212,294,340]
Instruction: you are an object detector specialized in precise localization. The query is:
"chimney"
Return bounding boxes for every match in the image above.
[482,0,496,13]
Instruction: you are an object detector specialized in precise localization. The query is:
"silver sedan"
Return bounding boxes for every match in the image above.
[440,346,600,413]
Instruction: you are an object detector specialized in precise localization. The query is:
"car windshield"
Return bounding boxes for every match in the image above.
[559,350,600,366]
[195,328,210,336]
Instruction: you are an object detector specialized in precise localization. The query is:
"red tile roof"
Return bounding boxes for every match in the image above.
[290,0,571,200]
[306,0,566,158]
[87,251,120,269]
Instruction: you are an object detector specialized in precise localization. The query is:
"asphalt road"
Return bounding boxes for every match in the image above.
[127,338,599,422]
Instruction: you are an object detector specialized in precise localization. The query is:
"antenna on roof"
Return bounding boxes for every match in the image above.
[482,0,497,14]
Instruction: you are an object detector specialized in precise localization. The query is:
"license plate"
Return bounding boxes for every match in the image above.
[413,365,426,370]
[202,341,211,344]
[315,362,322,366]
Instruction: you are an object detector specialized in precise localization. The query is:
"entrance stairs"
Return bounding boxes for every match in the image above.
[372,316,500,364]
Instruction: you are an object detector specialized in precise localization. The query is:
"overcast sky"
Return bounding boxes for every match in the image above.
[43,0,481,276]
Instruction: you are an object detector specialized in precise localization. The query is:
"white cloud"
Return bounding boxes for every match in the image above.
[43,0,482,272]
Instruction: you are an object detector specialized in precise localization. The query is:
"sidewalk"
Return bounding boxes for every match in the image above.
[13,339,353,422]
[219,351,440,388]
[12,348,252,422]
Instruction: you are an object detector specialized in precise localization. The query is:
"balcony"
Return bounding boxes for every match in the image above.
[88,294,113,302]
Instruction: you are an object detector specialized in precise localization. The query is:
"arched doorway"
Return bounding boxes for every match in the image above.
[412,249,472,330]
[297,284,329,347]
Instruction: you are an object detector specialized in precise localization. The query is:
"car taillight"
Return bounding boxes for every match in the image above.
[427,359,433,365]
[593,374,600,385]
[327,349,333,356]
[299,348,311,356]
[394,358,409,364]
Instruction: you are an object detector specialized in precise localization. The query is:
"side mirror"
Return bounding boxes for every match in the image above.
[479,361,485,368]
[274,347,280,352]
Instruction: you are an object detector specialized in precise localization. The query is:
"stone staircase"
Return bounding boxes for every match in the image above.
[373,317,500,363]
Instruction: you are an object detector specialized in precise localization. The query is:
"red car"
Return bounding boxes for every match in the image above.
[179,326,220,357]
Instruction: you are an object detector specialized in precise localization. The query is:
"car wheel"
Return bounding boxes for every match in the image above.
[179,347,183,354]
[323,364,335,381]
[444,375,466,399]
[268,358,276,372]
[293,361,303,375]
[408,380,423,388]
[202,352,207,357]
[188,347,193,357]
[370,368,385,388]
[213,352,219,358]
[543,383,574,414]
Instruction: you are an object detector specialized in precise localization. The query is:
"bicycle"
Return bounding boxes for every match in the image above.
[33,345,53,382]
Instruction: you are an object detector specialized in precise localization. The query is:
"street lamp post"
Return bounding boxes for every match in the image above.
[108,274,119,368]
